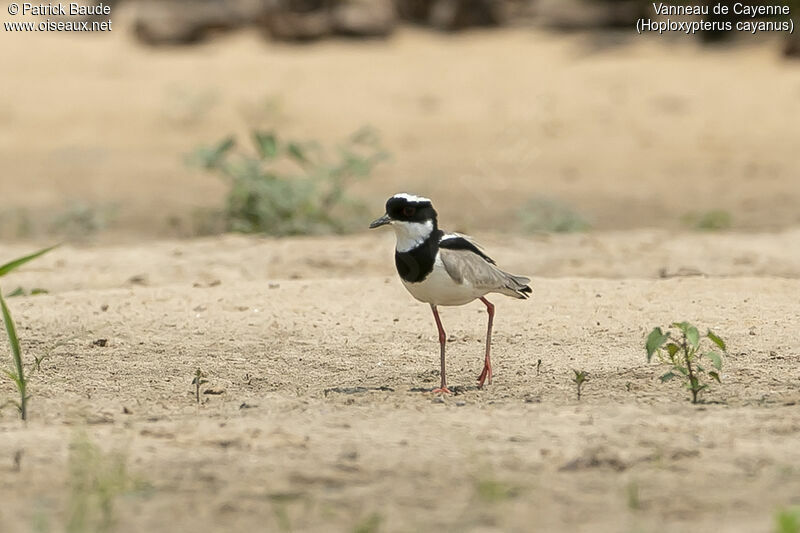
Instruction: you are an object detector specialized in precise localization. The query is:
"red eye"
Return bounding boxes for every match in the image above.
[403,207,416,217]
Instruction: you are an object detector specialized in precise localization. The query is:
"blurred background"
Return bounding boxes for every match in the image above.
[1,0,799,242]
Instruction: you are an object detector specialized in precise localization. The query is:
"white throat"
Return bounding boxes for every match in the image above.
[392,220,434,252]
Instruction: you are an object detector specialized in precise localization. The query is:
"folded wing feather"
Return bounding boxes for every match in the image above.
[439,247,532,299]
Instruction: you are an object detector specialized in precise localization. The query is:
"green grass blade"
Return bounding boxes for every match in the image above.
[0,293,22,375]
[0,290,26,419]
[0,245,58,278]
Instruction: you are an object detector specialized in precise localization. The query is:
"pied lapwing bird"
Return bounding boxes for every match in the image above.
[370,193,532,393]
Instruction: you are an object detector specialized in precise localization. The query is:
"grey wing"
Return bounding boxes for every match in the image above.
[439,248,532,299]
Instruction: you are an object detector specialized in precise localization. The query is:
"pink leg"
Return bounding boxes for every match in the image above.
[477,297,494,388]
[430,304,451,394]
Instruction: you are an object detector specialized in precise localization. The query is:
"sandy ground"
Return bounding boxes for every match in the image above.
[2,8,800,533]
[2,12,800,239]
[1,231,799,533]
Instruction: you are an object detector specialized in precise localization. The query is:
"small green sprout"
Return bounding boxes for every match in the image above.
[518,196,591,233]
[626,481,641,511]
[192,369,208,403]
[352,512,382,533]
[683,209,732,231]
[646,322,727,403]
[6,287,48,298]
[67,432,138,533]
[572,369,588,400]
[776,506,800,533]
[0,245,57,420]
[475,477,518,503]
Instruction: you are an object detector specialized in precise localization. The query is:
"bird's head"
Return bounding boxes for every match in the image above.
[369,193,439,251]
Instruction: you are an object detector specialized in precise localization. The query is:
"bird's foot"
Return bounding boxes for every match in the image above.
[431,386,452,394]
[477,364,493,389]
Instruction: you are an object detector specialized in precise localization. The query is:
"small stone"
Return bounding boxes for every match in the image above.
[128,274,147,285]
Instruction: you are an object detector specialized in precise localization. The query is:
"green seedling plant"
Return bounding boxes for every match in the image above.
[0,245,57,420]
[192,369,208,403]
[572,369,588,400]
[646,322,727,404]
[475,477,518,503]
[6,286,48,297]
[775,506,800,533]
[626,481,641,511]
[517,196,591,233]
[682,209,732,231]
[67,432,139,533]
[190,127,388,236]
[352,513,382,533]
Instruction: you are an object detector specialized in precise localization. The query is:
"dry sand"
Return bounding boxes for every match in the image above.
[1,13,800,239]
[2,9,800,533]
[1,231,799,533]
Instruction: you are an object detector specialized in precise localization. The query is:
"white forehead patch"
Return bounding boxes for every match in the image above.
[393,192,431,203]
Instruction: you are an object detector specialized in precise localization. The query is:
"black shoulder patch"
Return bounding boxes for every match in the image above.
[439,236,496,264]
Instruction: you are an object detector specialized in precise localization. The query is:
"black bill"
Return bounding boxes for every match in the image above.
[369,214,391,229]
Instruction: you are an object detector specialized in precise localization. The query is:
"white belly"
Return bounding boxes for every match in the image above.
[401,254,485,306]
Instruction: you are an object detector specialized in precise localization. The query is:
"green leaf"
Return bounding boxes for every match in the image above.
[675,366,689,376]
[646,328,668,362]
[287,142,309,165]
[187,137,236,170]
[659,371,677,382]
[666,343,680,357]
[196,137,235,169]
[775,507,800,533]
[350,126,379,146]
[706,351,723,370]
[671,321,690,333]
[707,329,726,352]
[6,287,24,298]
[30,288,48,296]
[709,371,721,383]
[0,245,58,278]
[686,326,700,349]
[253,132,278,159]
[2,368,20,386]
